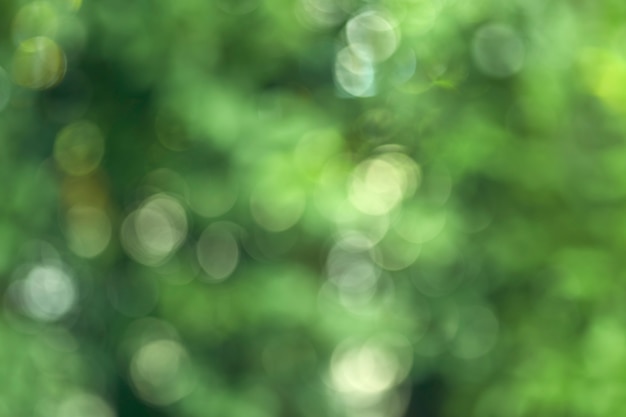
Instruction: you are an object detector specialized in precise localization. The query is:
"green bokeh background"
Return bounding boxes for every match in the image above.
[1,0,624,416]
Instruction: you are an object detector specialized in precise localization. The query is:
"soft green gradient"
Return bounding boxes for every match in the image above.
[0,0,623,416]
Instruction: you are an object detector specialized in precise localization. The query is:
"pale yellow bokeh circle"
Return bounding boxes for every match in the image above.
[54,121,105,176]
[12,36,66,89]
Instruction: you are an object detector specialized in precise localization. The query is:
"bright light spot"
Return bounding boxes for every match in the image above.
[65,205,111,258]
[12,1,59,44]
[335,46,376,97]
[197,222,239,281]
[331,337,412,399]
[349,158,403,215]
[450,305,499,359]
[12,36,66,89]
[54,120,105,176]
[333,345,396,394]
[57,392,115,417]
[20,264,76,322]
[121,194,188,266]
[346,10,399,63]
[250,182,306,232]
[0,67,11,112]
[130,339,195,406]
[349,151,421,216]
[472,23,525,78]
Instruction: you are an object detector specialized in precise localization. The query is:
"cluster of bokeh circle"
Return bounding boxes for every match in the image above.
[0,0,528,415]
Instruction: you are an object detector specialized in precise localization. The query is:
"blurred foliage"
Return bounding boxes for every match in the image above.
[1,0,625,416]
